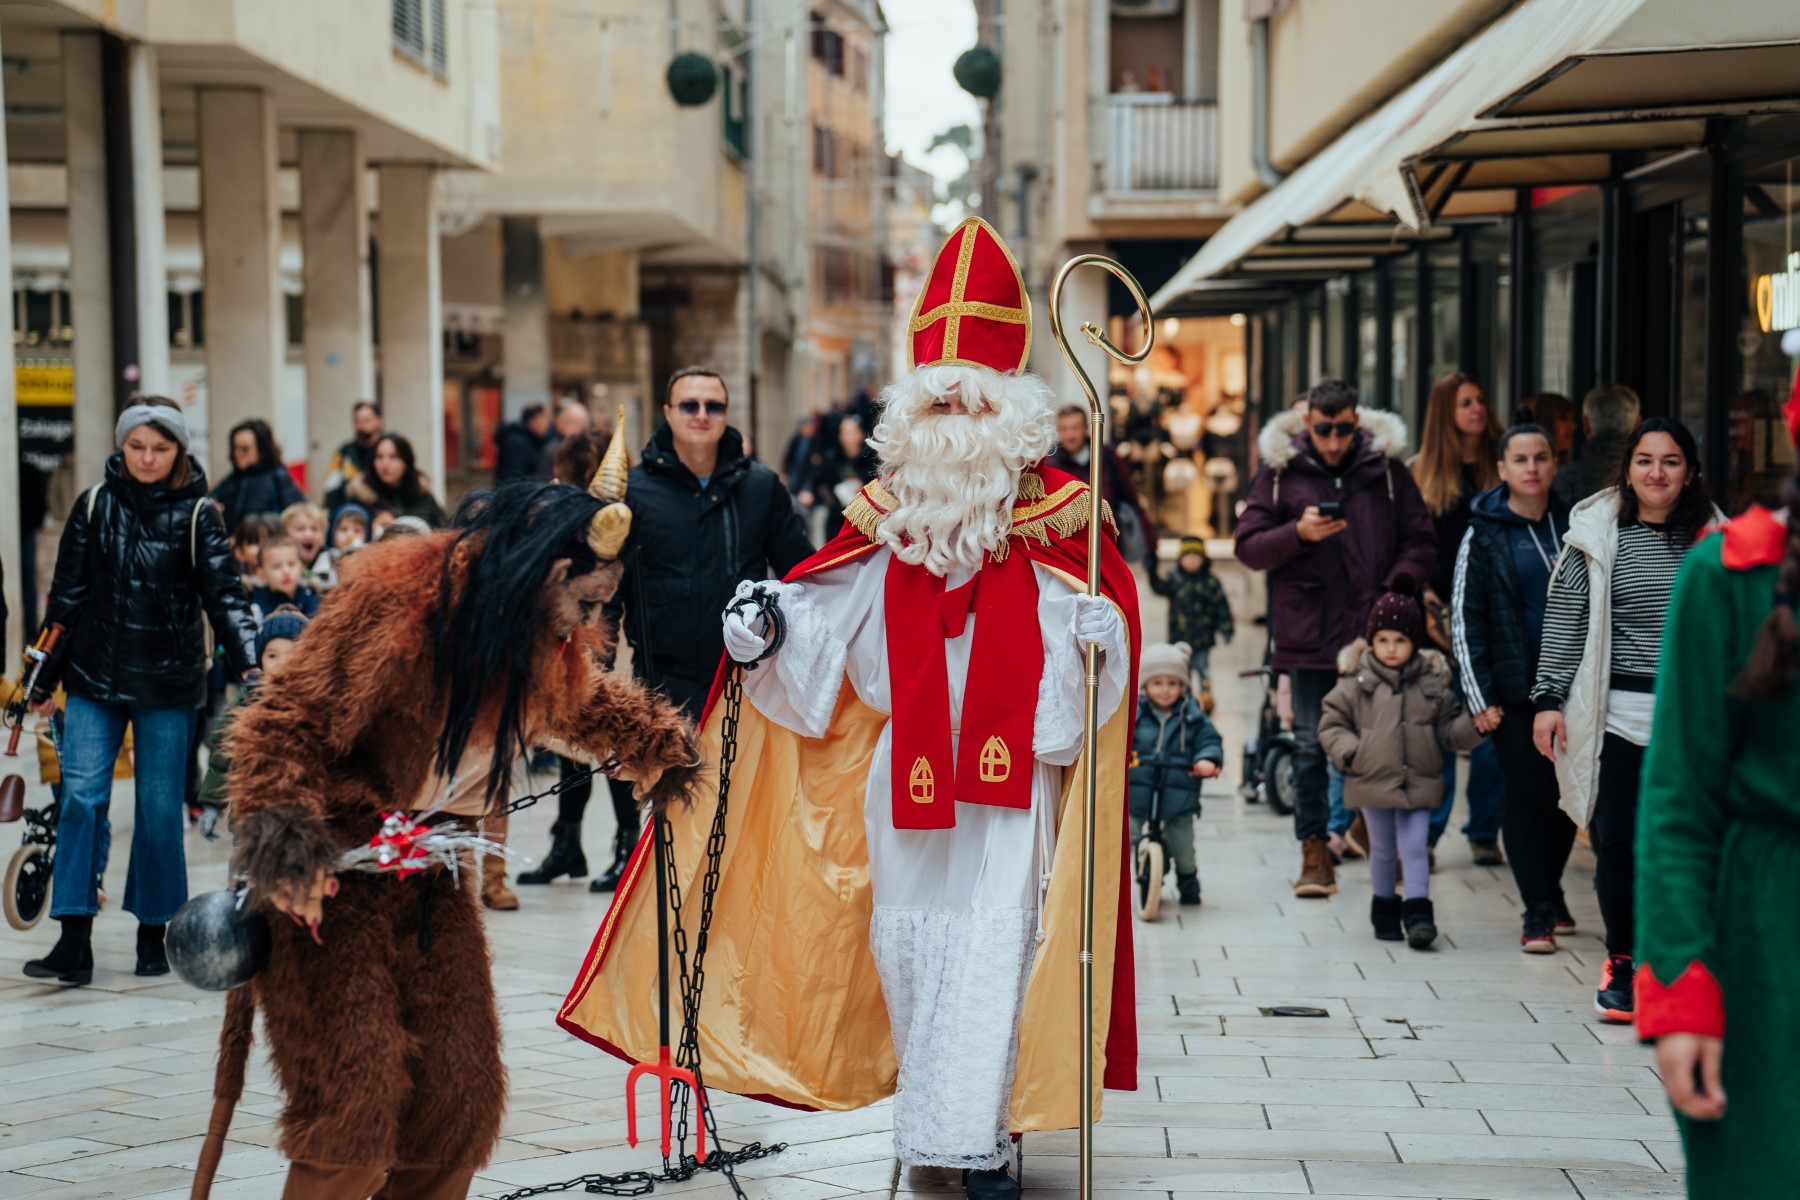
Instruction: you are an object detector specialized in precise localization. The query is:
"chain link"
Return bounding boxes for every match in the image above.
[502,760,614,817]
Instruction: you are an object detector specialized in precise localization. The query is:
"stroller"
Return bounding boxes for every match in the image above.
[1237,662,1298,817]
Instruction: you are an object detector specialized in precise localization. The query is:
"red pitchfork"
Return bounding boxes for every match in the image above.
[624,816,707,1162]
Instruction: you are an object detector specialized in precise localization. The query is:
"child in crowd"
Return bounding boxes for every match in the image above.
[279,502,329,571]
[198,607,308,839]
[369,503,397,541]
[1129,641,1225,907]
[381,515,433,540]
[309,503,370,593]
[229,515,279,589]
[1145,537,1233,706]
[1319,587,1484,949]
[249,535,321,622]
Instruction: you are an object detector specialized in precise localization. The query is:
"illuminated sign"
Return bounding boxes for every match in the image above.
[1756,252,1799,334]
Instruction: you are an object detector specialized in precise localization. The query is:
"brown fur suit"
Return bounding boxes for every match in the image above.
[218,530,698,1187]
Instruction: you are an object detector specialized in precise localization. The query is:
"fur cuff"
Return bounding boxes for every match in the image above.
[232,805,339,902]
[1635,960,1726,1041]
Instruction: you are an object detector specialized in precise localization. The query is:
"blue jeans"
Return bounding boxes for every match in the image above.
[1327,764,1350,836]
[1288,668,1336,841]
[51,696,196,924]
[1430,737,1503,847]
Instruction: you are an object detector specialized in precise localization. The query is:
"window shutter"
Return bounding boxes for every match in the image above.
[392,0,425,62]
[429,0,447,75]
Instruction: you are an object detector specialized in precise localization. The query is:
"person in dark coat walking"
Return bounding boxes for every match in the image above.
[1450,424,1577,953]
[493,402,551,484]
[1047,405,1155,560]
[1234,379,1437,899]
[210,418,306,533]
[22,399,257,985]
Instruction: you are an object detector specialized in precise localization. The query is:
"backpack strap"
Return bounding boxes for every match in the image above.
[85,483,103,522]
[191,498,207,568]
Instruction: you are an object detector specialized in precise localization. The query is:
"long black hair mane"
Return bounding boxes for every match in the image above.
[433,481,605,809]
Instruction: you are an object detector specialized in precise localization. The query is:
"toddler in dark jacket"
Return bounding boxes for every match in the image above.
[1145,538,1233,699]
[248,535,320,623]
[1319,589,1484,949]
[1130,641,1225,906]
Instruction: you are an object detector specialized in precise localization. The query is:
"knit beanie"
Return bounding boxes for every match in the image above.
[1177,537,1207,558]
[331,503,371,536]
[255,607,310,666]
[1141,641,1192,685]
[1365,590,1424,648]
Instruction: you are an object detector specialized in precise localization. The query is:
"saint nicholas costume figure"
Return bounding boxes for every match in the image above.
[559,218,1141,1200]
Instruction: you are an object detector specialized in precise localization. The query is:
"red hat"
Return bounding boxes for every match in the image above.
[907,216,1031,375]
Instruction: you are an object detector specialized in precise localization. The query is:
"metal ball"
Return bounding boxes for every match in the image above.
[167,889,270,992]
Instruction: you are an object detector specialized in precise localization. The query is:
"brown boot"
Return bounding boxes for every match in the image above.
[479,810,518,910]
[1294,834,1337,898]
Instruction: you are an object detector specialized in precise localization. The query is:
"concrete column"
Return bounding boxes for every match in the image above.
[0,26,21,659]
[127,43,170,397]
[63,32,113,487]
[299,129,374,496]
[501,215,550,422]
[197,88,284,480]
[376,163,444,495]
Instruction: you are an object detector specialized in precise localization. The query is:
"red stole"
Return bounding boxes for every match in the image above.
[884,550,1044,830]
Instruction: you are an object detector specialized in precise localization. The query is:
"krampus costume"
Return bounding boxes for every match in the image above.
[201,451,701,1200]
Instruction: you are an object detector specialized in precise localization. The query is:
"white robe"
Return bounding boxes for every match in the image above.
[741,547,1129,1169]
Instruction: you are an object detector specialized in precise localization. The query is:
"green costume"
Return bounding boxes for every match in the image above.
[1637,505,1798,1195]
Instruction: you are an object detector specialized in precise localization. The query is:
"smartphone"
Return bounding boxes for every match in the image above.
[1317,501,1345,520]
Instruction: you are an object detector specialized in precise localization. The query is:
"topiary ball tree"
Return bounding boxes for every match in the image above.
[667,51,719,107]
[954,45,1001,100]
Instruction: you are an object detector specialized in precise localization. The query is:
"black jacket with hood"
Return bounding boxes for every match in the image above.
[1449,484,1571,712]
[42,455,258,708]
[605,425,814,716]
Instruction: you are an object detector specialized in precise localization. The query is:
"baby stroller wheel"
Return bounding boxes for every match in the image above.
[1262,745,1298,817]
[4,843,52,931]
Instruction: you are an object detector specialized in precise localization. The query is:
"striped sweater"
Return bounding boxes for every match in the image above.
[1529,522,1692,708]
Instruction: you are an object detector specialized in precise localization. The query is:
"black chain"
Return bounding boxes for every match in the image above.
[497,666,783,1200]
[502,761,611,817]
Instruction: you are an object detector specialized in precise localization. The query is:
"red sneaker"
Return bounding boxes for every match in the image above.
[1520,903,1556,954]
[1594,954,1635,1023]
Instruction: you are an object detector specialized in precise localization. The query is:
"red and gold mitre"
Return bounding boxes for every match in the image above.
[907,216,1031,374]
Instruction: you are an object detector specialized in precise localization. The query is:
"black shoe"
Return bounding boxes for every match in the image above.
[1371,895,1403,942]
[24,915,94,985]
[135,923,170,977]
[1595,954,1634,1023]
[1552,895,1578,934]
[1470,838,1505,867]
[1401,898,1437,949]
[963,1165,1020,1200]
[1520,901,1557,954]
[518,820,589,885]
[1177,873,1202,906]
[589,826,638,894]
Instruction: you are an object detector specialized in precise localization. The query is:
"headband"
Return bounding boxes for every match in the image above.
[115,404,191,452]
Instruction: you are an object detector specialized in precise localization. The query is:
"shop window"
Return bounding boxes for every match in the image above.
[1390,255,1418,421]
[1738,179,1800,509]
[1429,244,1461,385]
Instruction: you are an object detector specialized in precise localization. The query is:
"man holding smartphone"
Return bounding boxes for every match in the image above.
[1236,380,1437,897]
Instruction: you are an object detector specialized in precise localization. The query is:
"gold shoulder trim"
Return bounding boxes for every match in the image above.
[843,480,896,543]
[1005,472,1118,555]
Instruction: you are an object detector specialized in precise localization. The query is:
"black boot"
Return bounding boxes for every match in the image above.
[963,1164,1020,1200]
[589,825,637,893]
[1177,873,1202,906]
[518,820,589,884]
[1371,895,1403,942]
[1401,897,1437,950]
[135,923,170,976]
[25,915,95,985]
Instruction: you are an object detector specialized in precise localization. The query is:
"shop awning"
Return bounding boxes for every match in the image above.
[1151,0,1800,313]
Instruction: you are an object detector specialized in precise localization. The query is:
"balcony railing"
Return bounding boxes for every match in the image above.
[1103,96,1218,193]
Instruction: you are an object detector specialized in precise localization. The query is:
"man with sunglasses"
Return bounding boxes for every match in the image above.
[1236,379,1437,898]
[602,366,813,720]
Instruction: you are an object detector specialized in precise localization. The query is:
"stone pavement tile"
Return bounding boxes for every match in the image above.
[1143,1053,1270,1077]
[1450,1060,1661,1087]
[1022,1125,1170,1156]
[1305,1159,1580,1199]
[1391,1132,1661,1171]
[0,1137,121,1173]
[1140,1013,1225,1035]
[1158,1076,1418,1107]
[0,1087,141,1126]
[1182,1035,1375,1059]
[1367,1019,1598,1043]
[1346,997,1539,1023]
[1644,1141,1683,1171]
[1168,1127,1397,1162]
[1564,1168,1688,1198]
[1551,1041,1658,1066]
[1025,1153,1312,1193]
[728,1132,902,1180]
[1263,1103,1489,1134]
[1373,1039,1565,1064]
[1210,1015,1368,1038]
[1481,1110,1676,1141]
[1174,997,1357,1019]
[790,1157,899,1192]
[1429,980,1596,1001]
[2,1165,195,1198]
[1524,1001,1619,1023]
[1100,1099,1271,1130]
[1264,1055,1458,1082]
[1411,1082,1646,1114]
[498,1106,585,1138]
[1136,1033,1186,1054]
[0,1108,144,1149]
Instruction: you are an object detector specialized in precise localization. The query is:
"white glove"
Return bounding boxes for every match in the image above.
[722,581,773,664]
[1073,593,1122,653]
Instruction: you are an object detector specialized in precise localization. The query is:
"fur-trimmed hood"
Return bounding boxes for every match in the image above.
[1336,636,1452,688]
[1257,407,1412,473]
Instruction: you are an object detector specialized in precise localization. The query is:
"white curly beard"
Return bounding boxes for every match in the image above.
[869,365,1058,577]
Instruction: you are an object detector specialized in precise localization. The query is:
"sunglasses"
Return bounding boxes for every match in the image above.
[676,400,728,417]
[1311,421,1357,438]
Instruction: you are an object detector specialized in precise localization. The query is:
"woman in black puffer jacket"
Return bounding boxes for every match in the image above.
[22,400,257,985]
[210,418,306,533]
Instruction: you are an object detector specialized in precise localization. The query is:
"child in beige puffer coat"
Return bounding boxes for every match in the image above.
[1319,587,1485,949]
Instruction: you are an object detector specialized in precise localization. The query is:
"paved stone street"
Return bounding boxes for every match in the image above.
[0,561,1683,1199]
